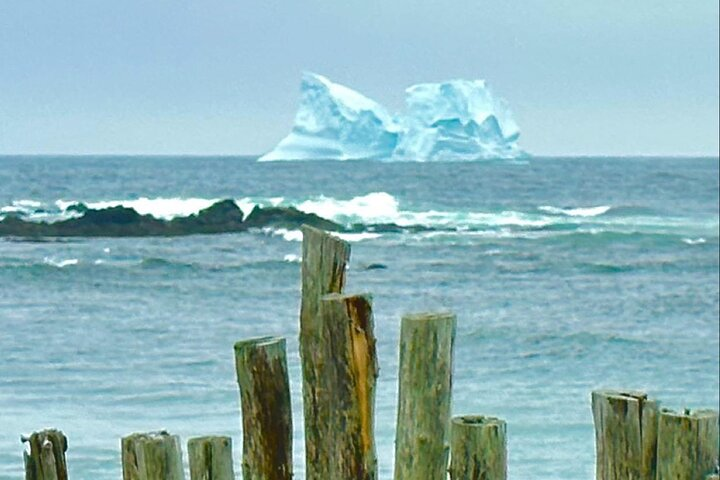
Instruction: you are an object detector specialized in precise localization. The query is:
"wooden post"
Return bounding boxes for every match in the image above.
[234,336,293,480]
[187,436,234,480]
[394,312,456,480]
[299,225,350,480]
[22,429,68,480]
[591,390,659,480]
[312,293,378,479]
[656,408,719,480]
[121,431,184,480]
[449,415,507,480]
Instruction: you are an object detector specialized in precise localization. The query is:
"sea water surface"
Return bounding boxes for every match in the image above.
[1,156,718,479]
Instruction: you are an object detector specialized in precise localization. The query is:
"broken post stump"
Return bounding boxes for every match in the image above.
[449,415,507,480]
[234,336,293,480]
[187,436,234,480]
[656,408,719,480]
[394,312,456,480]
[299,225,350,480]
[591,390,659,480]
[121,431,184,480]
[22,429,68,480]
[314,293,378,479]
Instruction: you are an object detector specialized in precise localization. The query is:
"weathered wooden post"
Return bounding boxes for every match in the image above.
[121,431,184,480]
[449,415,507,480]
[591,390,659,480]
[234,336,293,480]
[656,408,719,480]
[22,429,68,480]
[312,293,378,479]
[299,225,350,480]
[187,436,234,480]
[394,312,456,480]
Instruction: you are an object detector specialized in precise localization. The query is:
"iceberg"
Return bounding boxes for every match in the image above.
[259,72,525,162]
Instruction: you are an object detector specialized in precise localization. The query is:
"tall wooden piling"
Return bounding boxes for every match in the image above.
[394,312,456,480]
[591,390,659,480]
[22,429,68,480]
[449,415,507,480]
[313,293,378,479]
[299,225,351,480]
[234,336,293,480]
[187,436,234,480]
[656,408,719,480]
[121,431,184,480]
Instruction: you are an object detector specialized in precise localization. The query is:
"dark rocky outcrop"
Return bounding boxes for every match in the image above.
[243,206,342,231]
[0,199,343,238]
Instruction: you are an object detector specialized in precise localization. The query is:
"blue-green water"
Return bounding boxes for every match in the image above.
[1,156,718,479]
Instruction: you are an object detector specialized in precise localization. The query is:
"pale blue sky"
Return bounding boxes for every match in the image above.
[1,1,718,156]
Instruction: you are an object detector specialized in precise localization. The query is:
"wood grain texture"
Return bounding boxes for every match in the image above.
[299,226,350,480]
[187,436,234,480]
[23,430,68,480]
[656,408,719,480]
[234,337,292,480]
[591,390,659,480]
[394,312,456,480]
[121,431,184,480]
[449,415,507,480]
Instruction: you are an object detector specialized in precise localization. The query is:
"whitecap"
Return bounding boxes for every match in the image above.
[264,228,303,242]
[335,232,382,242]
[43,257,79,268]
[682,237,706,245]
[283,254,301,263]
[84,197,219,220]
[538,205,612,217]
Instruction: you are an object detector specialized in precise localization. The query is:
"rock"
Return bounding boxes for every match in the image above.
[243,206,342,231]
[171,199,245,233]
[365,263,388,270]
[65,202,89,214]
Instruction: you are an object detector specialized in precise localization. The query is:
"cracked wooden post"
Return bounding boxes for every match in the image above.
[187,436,234,480]
[314,293,378,479]
[394,312,456,480]
[234,336,292,480]
[299,225,351,480]
[121,431,184,480]
[656,408,719,480]
[591,390,659,480]
[449,415,507,480]
[22,429,68,480]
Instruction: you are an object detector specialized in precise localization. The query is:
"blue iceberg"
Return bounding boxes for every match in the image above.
[259,72,525,162]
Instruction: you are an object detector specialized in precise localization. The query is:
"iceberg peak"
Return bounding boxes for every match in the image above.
[259,73,524,162]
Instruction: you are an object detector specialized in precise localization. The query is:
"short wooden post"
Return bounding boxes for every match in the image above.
[187,436,234,480]
[121,431,184,480]
[394,312,456,480]
[22,429,68,480]
[299,225,350,480]
[449,415,507,480]
[234,336,293,480]
[591,390,659,480]
[656,408,719,480]
[313,293,378,479]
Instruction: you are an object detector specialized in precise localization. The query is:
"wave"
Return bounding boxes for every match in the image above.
[43,257,79,268]
[538,205,611,217]
[2,193,717,241]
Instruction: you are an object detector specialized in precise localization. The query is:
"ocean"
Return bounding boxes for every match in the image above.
[1,155,718,479]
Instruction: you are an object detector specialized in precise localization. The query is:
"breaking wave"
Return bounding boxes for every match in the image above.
[1,193,717,240]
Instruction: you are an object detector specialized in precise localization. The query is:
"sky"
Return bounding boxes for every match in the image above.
[0,1,718,156]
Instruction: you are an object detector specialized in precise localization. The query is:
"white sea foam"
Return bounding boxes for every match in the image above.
[297,192,400,224]
[85,197,219,220]
[264,228,303,242]
[538,205,612,217]
[43,257,79,268]
[335,232,383,242]
[283,254,301,263]
[682,237,706,245]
